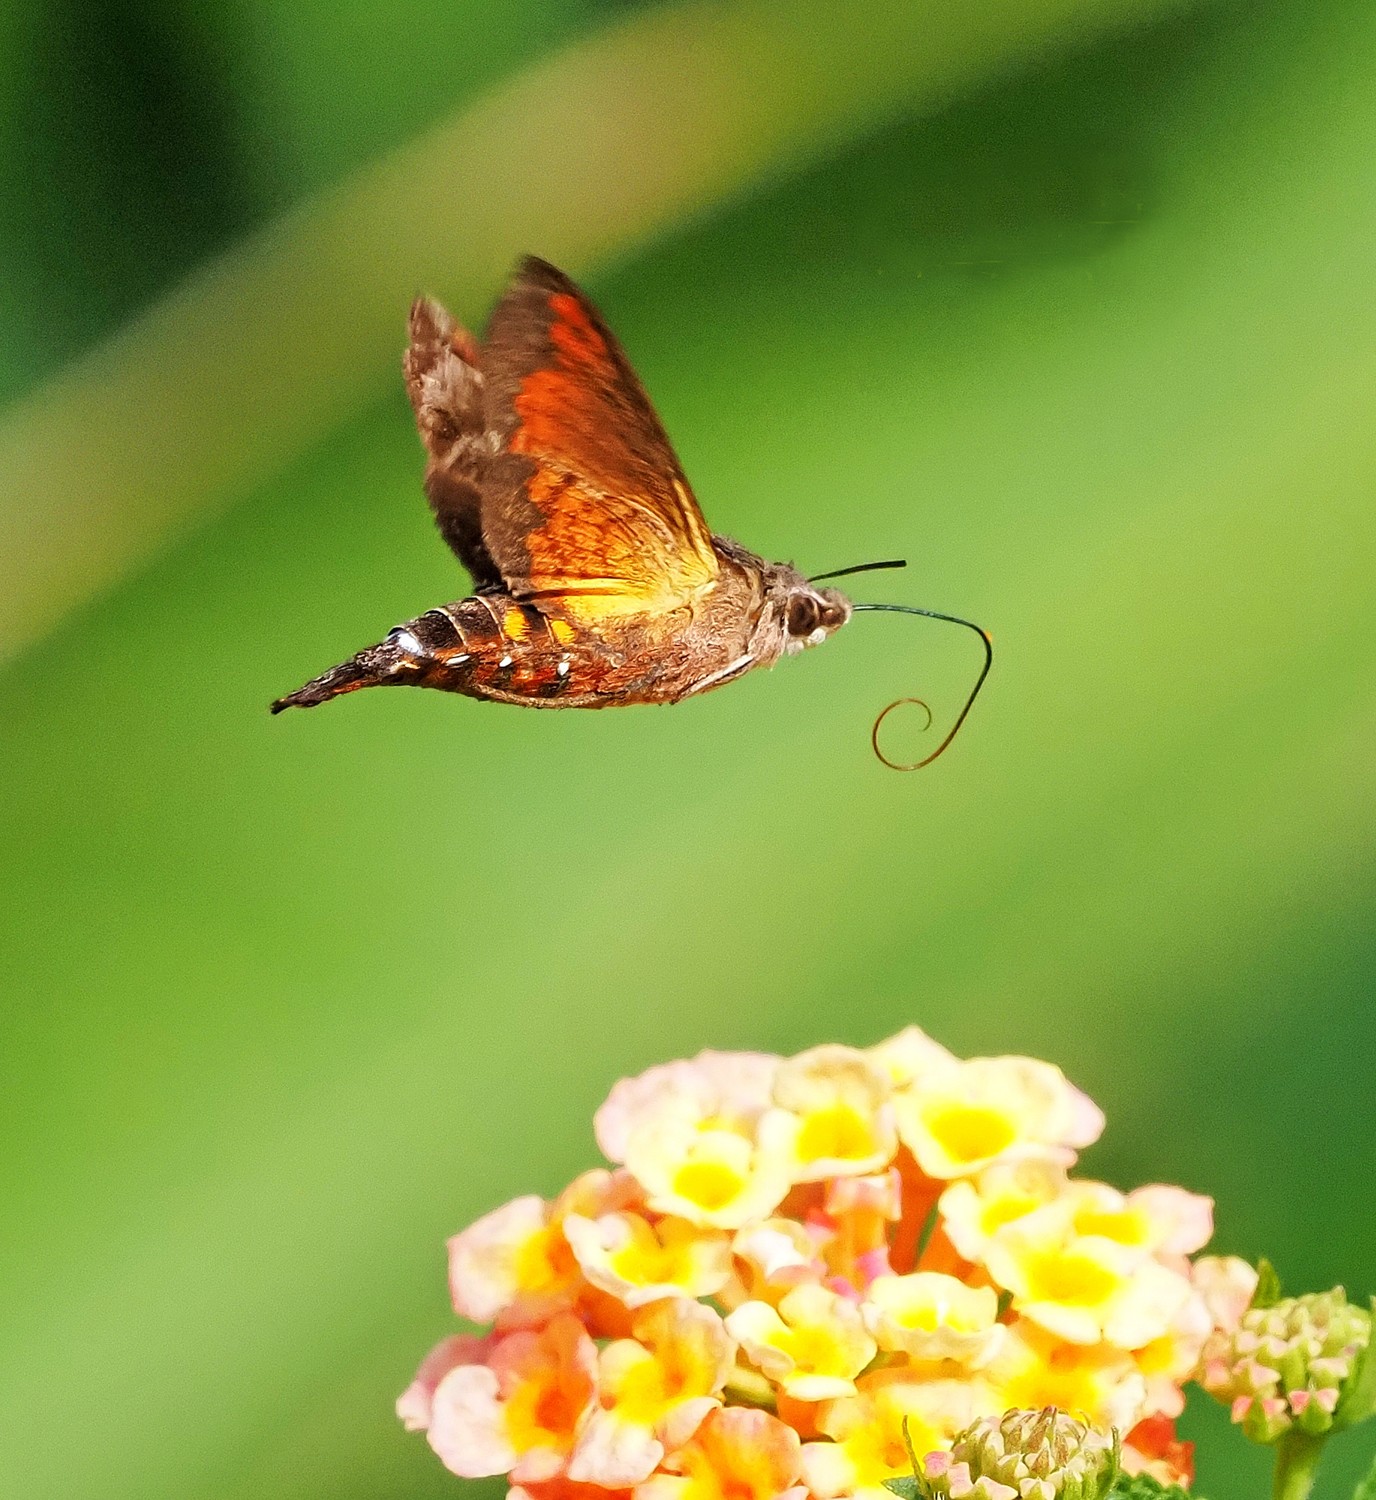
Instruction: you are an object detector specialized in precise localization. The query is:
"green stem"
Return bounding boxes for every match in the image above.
[1273,1430,1326,1500]
[1354,1448,1376,1500]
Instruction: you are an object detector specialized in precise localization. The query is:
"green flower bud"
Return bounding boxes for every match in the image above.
[923,1408,1118,1500]
[1199,1288,1374,1443]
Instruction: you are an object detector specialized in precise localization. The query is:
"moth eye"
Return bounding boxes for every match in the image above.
[787,595,822,638]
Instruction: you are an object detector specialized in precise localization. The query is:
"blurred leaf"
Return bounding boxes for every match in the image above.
[0,0,595,399]
[1254,1258,1284,1309]
[1109,1477,1196,1500]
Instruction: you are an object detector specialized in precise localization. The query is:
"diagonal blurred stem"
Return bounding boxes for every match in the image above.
[1273,1430,1326,1500]
[0,0,1191,666]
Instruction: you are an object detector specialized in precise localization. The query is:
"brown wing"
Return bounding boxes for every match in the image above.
[476,257,719,619]
[404,295,504,592]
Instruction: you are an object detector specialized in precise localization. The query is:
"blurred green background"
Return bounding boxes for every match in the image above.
[2,1,1373,1497]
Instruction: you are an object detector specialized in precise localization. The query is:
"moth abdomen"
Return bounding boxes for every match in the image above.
[269,634,429,712]
[270,596,589,712]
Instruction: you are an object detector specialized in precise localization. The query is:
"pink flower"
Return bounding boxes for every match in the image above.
[447,1170,639,1327]
[1193,1254,1260,1331]
[397,1333,492,1432]
[595,1053,779,1164]
[427,1314,597,1481]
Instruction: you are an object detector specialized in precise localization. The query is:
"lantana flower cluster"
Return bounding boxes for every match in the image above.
[1199,1287,1373,1444]
[400,1029,1253,1499]
[921,1407,1117,1500]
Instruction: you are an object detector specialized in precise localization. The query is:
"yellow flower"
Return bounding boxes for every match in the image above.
[892,1055,1103,1181]
[867,1025,957,1090]
[1130,1291,1212,1418]
[725,1282,878,1400]
[568,1300,735,1486]
[623,1113,792,1230]
[563,1211,733,1308]
[801,1368,994,1500]
[406,1026,1217,1495]
[861,1272,1004,1366]
[1063,1181,1213,1264]
[759,1045,899,1182]
[982,1203,1193,1348]
[983,1320,1148,1434]
[937,1159,1067,1263]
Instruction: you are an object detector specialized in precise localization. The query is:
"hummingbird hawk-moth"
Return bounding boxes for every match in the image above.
[271,257,991,768]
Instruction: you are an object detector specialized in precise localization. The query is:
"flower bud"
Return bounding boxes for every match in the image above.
[923,1408,1118,1500]
[1199,1288,1374,1443]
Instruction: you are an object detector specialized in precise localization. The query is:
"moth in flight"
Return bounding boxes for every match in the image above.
[272,258,990,768]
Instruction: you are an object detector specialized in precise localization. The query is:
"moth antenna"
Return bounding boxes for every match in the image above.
[809,558,907,582]
[850,603,993,770]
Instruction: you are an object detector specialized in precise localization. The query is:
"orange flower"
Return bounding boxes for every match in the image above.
[512,1481,635,1500]
[635,1407,805,1500]
[1122,1414,1196,1488]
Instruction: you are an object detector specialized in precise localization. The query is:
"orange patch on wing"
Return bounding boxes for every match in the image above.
[512,368,592,458]
[522,461,575,509]
[500,282,719,618]
[550,620,576,645]
[503,608,528,640]
[511,298,614,456]
[523,470,699,619]
[547,292,608,363]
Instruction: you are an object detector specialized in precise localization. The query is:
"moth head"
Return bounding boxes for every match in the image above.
[782,583,852,653]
